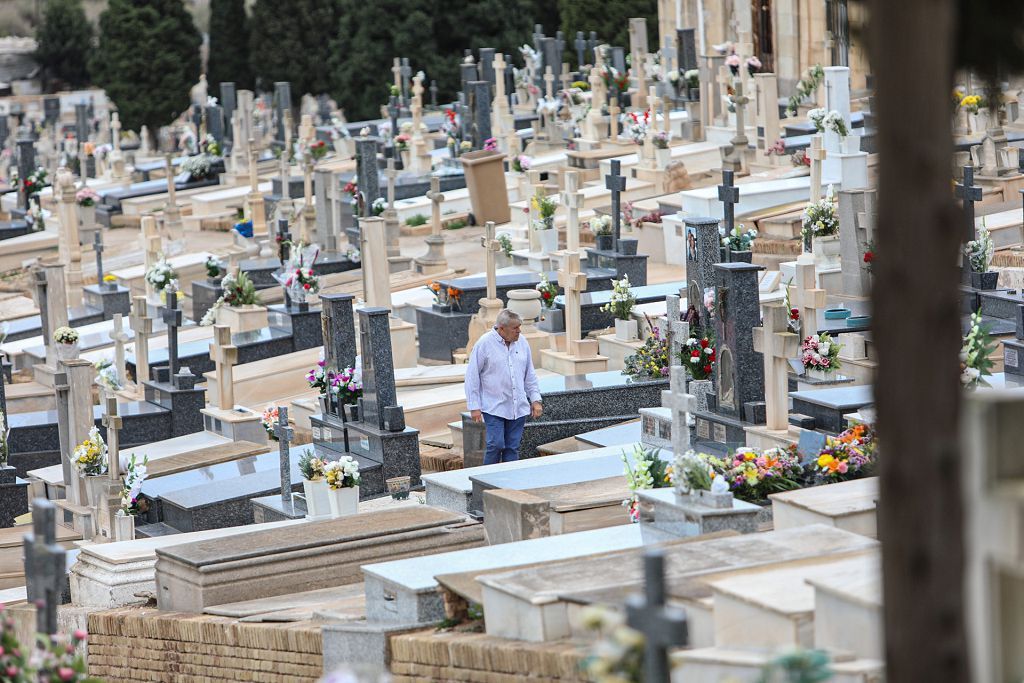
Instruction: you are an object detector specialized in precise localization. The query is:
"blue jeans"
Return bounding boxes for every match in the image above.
[482,413,527,465]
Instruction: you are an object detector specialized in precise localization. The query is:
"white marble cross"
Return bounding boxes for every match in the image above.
[666,364,694,455]
[558,250,593,357]
[209,324,238,411]
[753,302,801,432]
[791,254,827,335]
[808,134,827,203]
[560,170,583,252]
[102,395,122,480]
[481,221,502,301]
[385,158,398,212]
[425,176,444,238]
[128,295,153,394]
[108,313,130,391]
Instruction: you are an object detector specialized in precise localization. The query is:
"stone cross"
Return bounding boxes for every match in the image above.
[718,169,740,236]
[163,154,181,231]
[643,87,659,166]
[753,302,801,432]
[493,53,509,113]
[23,499,66,636]
[560,170,583,252]
[575,31,587,67]
[666,364,694,455]
[161,282,183,383]
[543,66,556,100]
[560,63,573,93]
[108,313,129,390]
[481,221,502,301]
[609,98,621,137]
[730,78,750,148]
[55,167,84,306]
[210,325,238,411]
[110,112,122,153]
[808,135,827,202]
[128,295,153,392]
[391,58,402,96]
[955,165,983,281]
[102,395,122,481]
[558,250,589,349]
[426,176,445,238]
[93,230,112,290]
[664,293,690,361]
[429,81,438,108]
[385,157,398,212]
[626,550,688,683]
[605,159,627,250]
[791,254,827,336]
[274,405,294,504]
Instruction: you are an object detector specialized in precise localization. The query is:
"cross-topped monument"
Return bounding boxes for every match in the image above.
[102,395,122,483]
[162,282,183,384]
[23,499,66,635]
[626,550,688,683]
[791,254,827,335]
[247,138,267,236]
[128,295,153,396]
[163,153,182,235]
[718,169,740,236]
[108,313,130,392]
[415,176,447,274]
[753,302,801,432]
[605,159,627,251]
[558,250,596,360]
[210,325,238,410]
[560,170,584,252]
[274,405,294,505]
[955,165,983,282]
[808,135,827,203]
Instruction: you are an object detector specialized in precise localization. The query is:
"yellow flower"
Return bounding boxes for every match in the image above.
[103,274,117,283]
[817,453,834,468]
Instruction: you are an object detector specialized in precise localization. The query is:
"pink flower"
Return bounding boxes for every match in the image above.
[58,667,76,681]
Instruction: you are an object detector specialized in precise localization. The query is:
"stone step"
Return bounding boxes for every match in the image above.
[672,647,884,683]
[134,522,184,539]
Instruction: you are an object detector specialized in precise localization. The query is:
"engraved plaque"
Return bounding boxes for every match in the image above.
[1007,348,1019,369]
[696,419,710,440]
[323,428,333,441]
[713,423,727,443]
[312,427,321,439]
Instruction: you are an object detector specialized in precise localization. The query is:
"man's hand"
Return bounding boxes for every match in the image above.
[471,409,483,423]
[531,401,543,419]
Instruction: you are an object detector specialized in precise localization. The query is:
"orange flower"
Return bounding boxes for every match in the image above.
[447,287,461,301]
[430,282,440,292]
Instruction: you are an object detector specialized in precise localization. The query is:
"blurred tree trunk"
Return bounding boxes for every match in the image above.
[866,0,971,680]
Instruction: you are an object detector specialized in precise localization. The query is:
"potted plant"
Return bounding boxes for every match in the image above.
[53,326,80,360]
[679,329,716,410]
[298,449,330,520]
[652,131,672,168]
[324,456,361,517]
[117,453,149,541]
[960,310,996,389]
[535,274,563,332]
[622,321,669,379]
[72,426,107,505]
[720,224,757,263]
[144,256,177,294]
[205,254,225,283]
[76,186,99,234]
[965,224,998,289]
[801,188,840,265]
[801,332,843,380]
[684,69,700,101]
[180,153,217,181]
[261,405,282,440]
[590,215,614,252]
[497,232,514,268]
[601,275,638,341]
[214,271,267,332]
[531,192,559,255]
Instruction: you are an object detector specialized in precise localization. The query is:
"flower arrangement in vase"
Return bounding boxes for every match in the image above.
[601,275,638,340]
[721,224,757,261]
[590,214,614,250]
[23,167,48,195]
[120,453,149,516]
[626,111,650,145]
[75,187,99,207]
[205,255,225,280]
[723,446,803,502]
[72,426,107,475]
[261,405,285,439]
[801,187,839,253]
[621,444,672,522]
[324,456,361,517]
[960,310,996,388]
[681,330,716,380]
[181,153,216,180]
[801,332,842,379]
[298,449,331,519]
[308,139,328,161]
[94,358,123,393]
[964,223,998,289]
[53,326,80,360]
[511,155,531,173]
[530,193,557,230]
[535,274,558,309]
[144,256,177,292]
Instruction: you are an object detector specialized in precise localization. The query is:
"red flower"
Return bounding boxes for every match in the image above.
[691,350,700,358]
[790,308,800,320]
[303,283,311,290]
[703,364,713,374]
[863,251,874,263]
[542,291,551,299]
[699,338,709,348]
[708,350,716,361]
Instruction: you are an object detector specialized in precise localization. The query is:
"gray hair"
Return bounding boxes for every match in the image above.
[496,309,522,328]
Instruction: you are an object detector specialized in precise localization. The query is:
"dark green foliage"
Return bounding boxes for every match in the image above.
[558,0,657,61]
[34,0,93,90]
[91,0,201,132]
[954,0,1024,79]
[207,0,252,90]
[250,0,340,95]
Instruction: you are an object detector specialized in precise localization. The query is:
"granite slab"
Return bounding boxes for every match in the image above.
[789,385,874,433]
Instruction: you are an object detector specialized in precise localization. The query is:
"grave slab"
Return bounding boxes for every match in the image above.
[770,476,878,538]
[789,385,874,434]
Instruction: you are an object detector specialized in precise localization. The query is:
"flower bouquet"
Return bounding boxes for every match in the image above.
[961,310,996,388]
[145,257,177,292]
[120,453,149,515]
[75,187,100,207]
[621,444,672,522]
[308,139,328,161]
[324,456,361,516]
[54,325,80,360]
[535,274,558,308]
[681,331,716,380]
[205,254,225,279]
[723,446,803,502]
[801,332,842,379]
[812,426,876,483]
[72,426,107,475]
[511,155,531,173]
[261,405,283,439]
[623,321,670,380]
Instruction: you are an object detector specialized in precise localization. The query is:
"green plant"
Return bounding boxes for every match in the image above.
[298,448,326,481]
[0,610,99,682]
[34,0,93,89]
[964,223,994,273]
[600,275,636,321]
[722,224,758,251]
[961,310,997,388]
[405,213,428,227]
[445,219,467,230]
[801,194,839,242]
[498,233,513,257]
[221,271,262,306]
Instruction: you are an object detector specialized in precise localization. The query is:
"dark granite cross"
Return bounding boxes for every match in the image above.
[388,96,400,141]
[955,165,983,281]
[278,219,292,266]
[23,499,66,635]
[588,32,598,64]
[575,31,587,67]
[718,169,740,236]
[0,350,7,419]
[429,80,438,109]
[33,268,49,342]
[400,58,412,106]
[274,405,294,504]
[93,230,111,291]
[605,159,627,251]
[626,550,688,683]
[161,282,183,382]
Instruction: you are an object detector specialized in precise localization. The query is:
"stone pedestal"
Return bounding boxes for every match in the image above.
[415,306,472,362]
[216,304,269,334]
[539,339,609,376]
[414,235,448,275]
[200,406,265,443]
[586,248,649,286]
[637,487,760,541]
[83,284,131,319]
[0,466,28,526]
[144,368,207,438]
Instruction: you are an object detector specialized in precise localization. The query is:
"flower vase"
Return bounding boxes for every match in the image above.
[327,485,359,518]
[84,474,106,507]
[840,135,861,154]
[615,318,639,341]
[537,224,558,255]
[538,307,564,333]
[689,379,713,412]
[655,147,672,169]
[970,271,999,290]
[56,342,80,361]
[507,289,542,324]
[302,478,331,519]
[595,234,614,252]
[400,149,410,168]
[114,510,136,541]
[805,367,834,382]
[812,235,841,268]
[78,204,96,235]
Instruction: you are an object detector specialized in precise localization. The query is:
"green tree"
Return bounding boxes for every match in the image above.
[436,0,534,98]
[332,0,442,121]
[34,0,93,90]
[90,0,201,132]
[558,0,656,62]
[207,0,252,90]
[249,0,340,95]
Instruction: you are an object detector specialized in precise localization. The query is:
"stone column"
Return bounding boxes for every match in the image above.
[54,168,83,307]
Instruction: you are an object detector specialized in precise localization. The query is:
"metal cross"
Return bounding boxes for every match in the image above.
[93,230,112,290]
[626,550,688,683]
[161,281,183,382]
[274,405,294,504]
[718,169,740,236]
[575,31,587,67]
[605,160,627,250]
[102,395,122,480]
[23,499,66,636]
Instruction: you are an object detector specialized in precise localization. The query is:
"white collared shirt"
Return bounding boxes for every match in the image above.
[465,329,542,420]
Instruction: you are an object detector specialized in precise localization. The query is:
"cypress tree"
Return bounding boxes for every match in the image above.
[90,0,201,132]
[207,0,252,90]
[249,0,340,95]
[34,0,93,90]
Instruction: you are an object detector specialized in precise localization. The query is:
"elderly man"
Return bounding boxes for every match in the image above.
[464,309,543,464]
